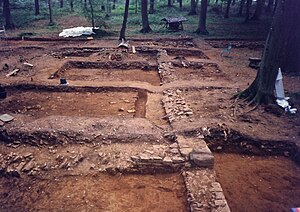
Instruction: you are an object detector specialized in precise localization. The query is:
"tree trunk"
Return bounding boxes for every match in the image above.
[35,0,40,15]
[195,0,209,34]
[48,0,54,25]
[237,0,246,16]
[251,0,263,20]
[168,0,172,6]
[60,0,63,8]
[70,0,74,12]
[280,0,300,74]
[224,0,232,18]
[140,0,152,33]
[119,0,130,40]
[266,0,274,13]
[149,0,154,14]
[232,0,236,5]
[112,0,116,9]
[188,0,197,15]
[88,0,95,28]
[3,0,13,29]
[179,0,182,10]
[273,0,278,15]
[244,0,252,23]
[240,0,297,104]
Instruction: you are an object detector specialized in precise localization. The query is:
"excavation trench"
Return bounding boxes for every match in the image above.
[51,61,160,85]
[0,173,188,211]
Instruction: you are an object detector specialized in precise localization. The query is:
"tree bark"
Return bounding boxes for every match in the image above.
[280,0,300,74]
[140,0,152,33]
[179,0,183,10]
[60,0,63,8]
[241,0,298,104]
[195,0,209,34]
[168,0,172,7]
[48,0,54,25]
[35,0,40,15]
[3,0,13,29]
[237,0,246,16]
[244,0,252,23]
[266,0,274,13]
[149,0,154,14]
[119,0,129,40]
[251,0,263,20]
[224,0,232,18]
[70,0,74,12]
[88,0,95,28]
[112,0,116,9]
[188,0,197,15]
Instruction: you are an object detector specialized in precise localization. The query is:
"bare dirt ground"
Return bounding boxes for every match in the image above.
[0,36,299,211]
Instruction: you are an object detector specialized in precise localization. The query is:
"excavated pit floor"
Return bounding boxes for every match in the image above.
[0,89,145,119]
[55,68,161,86]
[214,153,300,212]
[0,173,187,211]
[1,38,299,212]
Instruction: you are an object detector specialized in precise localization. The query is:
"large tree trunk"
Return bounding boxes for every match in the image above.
[224,0,232,18]
[179,0,182,10]
[3,0,13,29]
[88,0,95,28]
[149,0,154,14]
[195,0,208,34]
[35,0,40,15]
[119,0,130,40]
[70,0,74,12]
[48,0,54,25]
[266,0,274,14]
[241,0,298,104]
[280,0,300,74]
[237,0,246,16]
[251,0,263,20]
[244,0,252,23]
[168,0,172,7]
[188,0,197,15]
[140,0,152,33]
[60,0,63,8]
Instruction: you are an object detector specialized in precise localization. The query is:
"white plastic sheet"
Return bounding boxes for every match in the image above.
[59,27,99,38]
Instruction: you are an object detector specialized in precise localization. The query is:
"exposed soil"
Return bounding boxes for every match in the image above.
[0,173,187,211]
[0,37,299,211]
[215,153,300,212]
[0,89,141,119]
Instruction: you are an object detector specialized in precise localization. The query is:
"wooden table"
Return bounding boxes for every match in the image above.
[161,17,187,31]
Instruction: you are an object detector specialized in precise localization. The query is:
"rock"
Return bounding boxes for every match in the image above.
[172,156,185,163]
[6,167,21,178]
[109,101,117,104]
[130,156,140,162]
[127,109,135,113]
[169,148,179,154]
[190,152,214,168]
[214,200,226,207]
[163,156,172,163]
[169,143,178,148]
[179,147,193,157]
[22,160,36,172]
[118,108,124,112]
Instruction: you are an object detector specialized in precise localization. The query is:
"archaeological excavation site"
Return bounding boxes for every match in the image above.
[0,36,299,212]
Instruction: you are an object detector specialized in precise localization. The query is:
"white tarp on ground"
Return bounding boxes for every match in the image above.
[59,26,99,37]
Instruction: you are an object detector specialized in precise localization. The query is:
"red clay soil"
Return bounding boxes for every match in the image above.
[0,173,187,211]
[214,153,300,212]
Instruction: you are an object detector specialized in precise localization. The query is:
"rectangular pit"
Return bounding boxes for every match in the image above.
[52,61,161,86]
[0,88,147,119]
[0,173,187,211]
